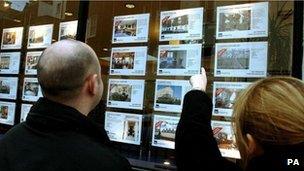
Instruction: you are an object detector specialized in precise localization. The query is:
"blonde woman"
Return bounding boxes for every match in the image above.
[175,68,304,171]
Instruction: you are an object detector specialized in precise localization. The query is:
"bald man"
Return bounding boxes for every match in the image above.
[0,40,131,171]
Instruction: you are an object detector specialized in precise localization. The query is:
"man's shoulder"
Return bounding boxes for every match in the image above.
[0,123,28,141]
[0,123,131,171]
[0,123,28,155]
[46,132,132,170]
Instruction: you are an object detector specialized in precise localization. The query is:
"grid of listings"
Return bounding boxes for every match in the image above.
[0,20,78,126]
[0,1,272,160]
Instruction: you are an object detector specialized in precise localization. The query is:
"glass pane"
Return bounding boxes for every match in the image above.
[87,0,294,169]
[0,1,79,130]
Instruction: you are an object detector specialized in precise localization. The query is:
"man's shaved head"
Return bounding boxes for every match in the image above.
[37,40,100,99]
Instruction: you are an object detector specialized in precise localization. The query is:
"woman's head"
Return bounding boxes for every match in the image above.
[232,77,304,164]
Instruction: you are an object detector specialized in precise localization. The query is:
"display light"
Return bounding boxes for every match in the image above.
[163,161,171,165]
[125,3,135,9]
[13,19,21,23]
[65,12,73,16]
[4,1,10,8]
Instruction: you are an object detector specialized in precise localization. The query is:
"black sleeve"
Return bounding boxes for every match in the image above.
[175,90,242,171]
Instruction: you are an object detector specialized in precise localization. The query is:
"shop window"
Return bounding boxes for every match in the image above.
[0,1,79,131]
[86,1,295,169]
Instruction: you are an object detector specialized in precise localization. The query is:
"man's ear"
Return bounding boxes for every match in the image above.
[87,74,98,95]
[246,133,263,157]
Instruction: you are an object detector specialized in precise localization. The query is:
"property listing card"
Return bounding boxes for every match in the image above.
[214,42,268,77]
[0,77,18,100]
[22,78,43,102]
[216,2,268,39]
[107,79,145,110]
[154,79,191,113]
[211,120,241,159]
[25,51,43,75]
[0,52,21,74]
[110,46,147,76]
[27,24,53,49]
[20,103,33,122]
[1,27,23,49]
[59,20,78,40]
[157,44,202,76]
[112,13,150,43]
[212,82,251,117]
[105,111,142,145]
[160,7,204,41]
[0,101,16,126]
[152,114,180,149]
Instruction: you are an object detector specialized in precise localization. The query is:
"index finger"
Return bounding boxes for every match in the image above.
[201,67,206,74]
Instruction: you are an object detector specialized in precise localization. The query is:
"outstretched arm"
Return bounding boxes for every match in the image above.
[175,68,241,171]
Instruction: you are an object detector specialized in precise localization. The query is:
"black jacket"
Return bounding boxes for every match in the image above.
[0,98,132,171]
[175,90,304,171]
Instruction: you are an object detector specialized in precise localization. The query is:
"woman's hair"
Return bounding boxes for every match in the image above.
[232,76,304,165]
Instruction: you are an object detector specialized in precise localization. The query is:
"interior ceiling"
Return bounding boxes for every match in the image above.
[0,1,25,20]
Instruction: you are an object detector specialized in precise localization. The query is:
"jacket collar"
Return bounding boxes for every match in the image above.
[26,97,110,145]
[247,143,304,171]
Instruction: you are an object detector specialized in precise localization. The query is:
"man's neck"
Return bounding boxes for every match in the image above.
[45,96,91,116]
